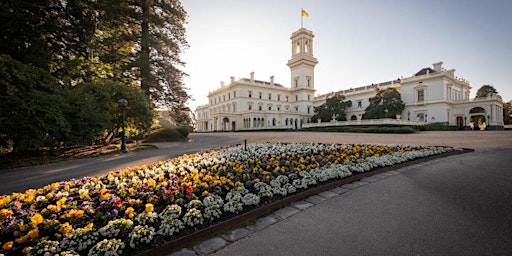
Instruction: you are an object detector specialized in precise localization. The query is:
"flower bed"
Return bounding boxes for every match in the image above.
[0,143,461,256]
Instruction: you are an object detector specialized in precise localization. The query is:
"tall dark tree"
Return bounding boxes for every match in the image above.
[362,88,405,119]
[311,94,352,122]
[475,85,499,98]
[0,1,54,68]
[133,0,191,121]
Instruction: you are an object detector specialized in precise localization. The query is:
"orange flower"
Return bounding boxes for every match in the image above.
[3,241,13,250]
[28,228,39,238]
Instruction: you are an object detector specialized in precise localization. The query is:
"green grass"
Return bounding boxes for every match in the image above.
[143,127,190,142]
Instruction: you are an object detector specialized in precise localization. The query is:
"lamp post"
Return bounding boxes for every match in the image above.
[118,98,128,152]
[384,108,388,118]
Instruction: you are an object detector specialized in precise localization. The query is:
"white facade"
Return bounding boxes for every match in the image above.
[196,28,504,132]
[196,28,317,132]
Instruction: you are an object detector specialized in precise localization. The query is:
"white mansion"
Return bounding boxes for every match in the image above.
[195,27,504,132]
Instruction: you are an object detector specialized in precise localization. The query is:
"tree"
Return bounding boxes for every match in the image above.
[63,81,114,145]
[362,88,405,119]
[311,94,352,122]
[101,81,154,145]
[0,55,69,151]
[475,85,499,98]
[503,101,512,125]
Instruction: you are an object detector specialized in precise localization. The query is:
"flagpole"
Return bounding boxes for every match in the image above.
[301,9,303,28]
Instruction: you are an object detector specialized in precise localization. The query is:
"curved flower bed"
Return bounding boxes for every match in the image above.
[0,143,460,256]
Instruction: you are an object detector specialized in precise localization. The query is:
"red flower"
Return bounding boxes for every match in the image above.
[186,187,193,196]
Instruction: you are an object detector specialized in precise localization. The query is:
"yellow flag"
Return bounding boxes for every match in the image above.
[301,9,309,17]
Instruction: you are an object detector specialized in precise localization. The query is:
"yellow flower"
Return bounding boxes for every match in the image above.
[147,179,156,188]
[86,223,94,229]
[30,213,43,227]
[145,203,154,213]
[3,241,13,250]
[125,207,135,219]
[59,222,73,235]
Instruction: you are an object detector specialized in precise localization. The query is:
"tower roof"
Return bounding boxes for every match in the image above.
[415,67,437,76]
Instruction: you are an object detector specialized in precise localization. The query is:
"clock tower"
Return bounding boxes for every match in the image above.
[287,28,318,89]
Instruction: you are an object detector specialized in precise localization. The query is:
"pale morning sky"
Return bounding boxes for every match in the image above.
[181,0,512,111]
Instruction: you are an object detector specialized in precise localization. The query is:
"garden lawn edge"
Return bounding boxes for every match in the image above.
[135,148,474,255]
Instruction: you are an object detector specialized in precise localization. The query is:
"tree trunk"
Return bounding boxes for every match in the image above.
[140,0,151,97]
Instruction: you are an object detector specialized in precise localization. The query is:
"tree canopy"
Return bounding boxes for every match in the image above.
[311,93,352,122]
[475,85,499,98]
[362,88,405,119]
[503,101,512,125]
[0,0,190,151]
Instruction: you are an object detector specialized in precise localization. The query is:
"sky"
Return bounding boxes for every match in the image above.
[180,0,512,111]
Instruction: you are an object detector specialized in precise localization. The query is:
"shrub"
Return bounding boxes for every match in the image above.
[416,123,455,131]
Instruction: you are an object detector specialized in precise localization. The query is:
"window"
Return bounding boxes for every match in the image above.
[307,78,311,87]
[268,106,272,111]
[277,94,281,101]
[295,78,298,87]
[307,95,311,101]
[417,90,425,102]
[248,105,252,111]
[277,106,281,111]
[357,100,362,108]
[223,95,225,101]
[307,106,311,114]
[295,106,299,112]
[259,92,262,99]
[268,93,272,100]
[234,91,236,97]
[295,95,298,101]
[228,93,231,100]
[285,96,289,102]
[259,105,262,111]
[249,91,252,98]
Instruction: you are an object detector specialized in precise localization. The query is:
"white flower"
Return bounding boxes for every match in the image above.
[98,218,133,238]
[157,218,184,236]
[87,239,125,256]
[223,200,243,214]
[183,208,204,227]
[242,193,260,206]
[159,204,182,220]
[128,225,155,249]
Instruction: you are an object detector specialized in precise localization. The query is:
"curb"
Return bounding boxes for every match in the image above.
[136,148,473,256]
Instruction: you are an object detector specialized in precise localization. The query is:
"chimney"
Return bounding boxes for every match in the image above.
[220,81,225,87]
[250,72,254,83]
[433,61,443,72]
[230,76,235,83]
[270,76,275,85]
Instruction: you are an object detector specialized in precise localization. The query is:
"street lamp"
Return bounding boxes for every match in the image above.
[118,98,128,152]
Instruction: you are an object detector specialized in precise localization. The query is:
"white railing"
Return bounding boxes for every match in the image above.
[302,118,425,128]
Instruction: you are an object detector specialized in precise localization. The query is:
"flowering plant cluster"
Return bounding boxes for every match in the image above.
[0,143,459,255]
